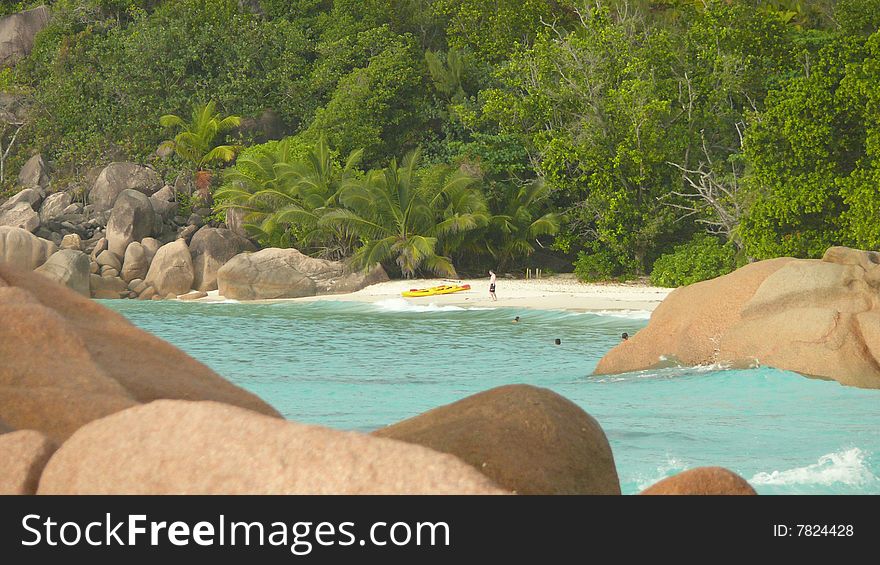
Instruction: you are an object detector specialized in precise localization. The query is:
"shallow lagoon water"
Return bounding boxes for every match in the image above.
[106,299,880,495]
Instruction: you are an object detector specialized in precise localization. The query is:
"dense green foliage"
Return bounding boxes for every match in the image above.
[16,0,310,171]
[159,101,241,170]
[324,148,486,277]
[649,234,736,287]
[3,0,880,283]
[0,2,34,18]
[217,138,490,277]
[740,31,880,258]
[215,136,361,256]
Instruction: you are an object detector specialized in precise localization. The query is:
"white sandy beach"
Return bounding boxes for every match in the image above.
[196,274,673,312]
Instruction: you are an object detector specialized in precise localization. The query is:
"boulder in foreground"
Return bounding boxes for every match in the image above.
[38,400,506,495]
[640,467,756,495]
[0,264,279,442]
[374,384,620,494]
[0,430,56,495]
[595,247,880,389]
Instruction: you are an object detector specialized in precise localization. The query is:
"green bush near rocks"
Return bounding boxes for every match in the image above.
[650,234,737,288]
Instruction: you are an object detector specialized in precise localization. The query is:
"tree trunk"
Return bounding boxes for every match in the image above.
[195,170,213,203]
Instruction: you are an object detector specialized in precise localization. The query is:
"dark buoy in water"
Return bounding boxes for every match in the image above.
[554,338,561,345]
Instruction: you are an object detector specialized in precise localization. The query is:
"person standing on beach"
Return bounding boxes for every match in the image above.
[489,270,497,301]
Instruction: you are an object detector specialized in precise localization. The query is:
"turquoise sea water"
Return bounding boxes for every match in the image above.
[105,298,880,495]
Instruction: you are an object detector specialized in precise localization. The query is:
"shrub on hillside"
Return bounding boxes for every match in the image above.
[573,249,622,282]
[649,234,736,288]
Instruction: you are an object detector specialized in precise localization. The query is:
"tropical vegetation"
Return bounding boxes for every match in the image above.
[159,101,241,197]
[2,0,880,283]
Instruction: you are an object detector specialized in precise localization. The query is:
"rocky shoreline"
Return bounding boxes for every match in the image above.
[0,159,389,301]
[0,265,752,495]
[596,246,880,389]
[0,156,870,495]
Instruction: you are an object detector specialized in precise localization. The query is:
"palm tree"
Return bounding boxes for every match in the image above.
[429,163,492,265]
[215,137,362,257]
[159,101,241,198]
[489,179,562,270]
[425,48,468,102]
[214,137,300,246]
[268,139,363,258]
[321,149,487,278]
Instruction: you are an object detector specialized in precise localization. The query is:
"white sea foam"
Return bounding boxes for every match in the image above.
[690,362,734,373]
[592,309,653,320]
[372,298,495,313]
[749,448,876,487]
[591,377,629,383]
[634,455,690,491]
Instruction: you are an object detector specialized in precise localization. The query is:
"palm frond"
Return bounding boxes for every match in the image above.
[421,254,457,277]
[503,238,536,258]
[343,148,364,172]
[357,236,397,270]
[337,184,378,215]
[243,223,270,239]
[159,114,186,129]
[320,209,387,240]
[175,131,203,149]
[217,115,242,132]
[435,213,484,236]
[213,188,256,205]
[491,214,516,233]
[201,145,238,166]
[528,213,562,237]
[248,189,298,209]
[159,101,241,170]
[273,205,320,226]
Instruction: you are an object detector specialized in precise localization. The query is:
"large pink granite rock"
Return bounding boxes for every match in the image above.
[0,430,56,494]
[0,264,279,443]
[374,385,620,494]
[596,248,880,389]
[640,467,756,495]
[38,400,506,495]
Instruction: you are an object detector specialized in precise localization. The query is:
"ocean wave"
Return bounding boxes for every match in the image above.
[634,455,690,491]
[372,298,495,313]
[589,363,734,383]
[688,362,735,373]
[564,309,652,320]
[592,309,653,320]
[749,448,876,487]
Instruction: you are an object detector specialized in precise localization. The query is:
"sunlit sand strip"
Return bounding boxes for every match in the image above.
[195,274,672,313]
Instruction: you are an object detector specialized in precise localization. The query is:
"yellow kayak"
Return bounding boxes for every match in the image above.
[402,284,471,297]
